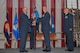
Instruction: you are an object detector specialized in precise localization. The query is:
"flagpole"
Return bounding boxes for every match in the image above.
[66,0,67,8]
[33,1,36,49]
[14,8,17,48]
[77,0,78,9]
[15,8,17,14]
[15,8,17,48]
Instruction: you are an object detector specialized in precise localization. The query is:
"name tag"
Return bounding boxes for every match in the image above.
[65,16,68,19]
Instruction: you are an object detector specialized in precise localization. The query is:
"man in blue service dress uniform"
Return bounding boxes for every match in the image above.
[34,6,51,52]
[19,7,35,52]
[62,8,74,51]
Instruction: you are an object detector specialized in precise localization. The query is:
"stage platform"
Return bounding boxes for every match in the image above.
[0,48,79,53]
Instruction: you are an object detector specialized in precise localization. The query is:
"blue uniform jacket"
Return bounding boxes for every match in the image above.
[19,13,32,34]
[62,13,73,33]
[37,12,51,32]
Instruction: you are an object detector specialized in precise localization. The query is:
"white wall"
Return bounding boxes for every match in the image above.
[0,0,6,48]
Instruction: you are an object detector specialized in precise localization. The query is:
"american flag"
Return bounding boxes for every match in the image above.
[0,0,65,48]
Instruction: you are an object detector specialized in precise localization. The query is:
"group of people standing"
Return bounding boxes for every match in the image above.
[19,7,75,52]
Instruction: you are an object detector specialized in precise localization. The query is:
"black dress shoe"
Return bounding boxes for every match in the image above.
[65,49,74,51]
[43,49,51,52]
[43,49,46,51]
[68,50,74,51]
[20,50,28,52]
[46,50,51,52]
[30,48,33,49]
[30,48,35,49]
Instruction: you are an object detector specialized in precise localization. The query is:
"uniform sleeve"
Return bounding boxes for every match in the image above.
[69,14,73,28]
[37,13,50,23]
[20,14,32,26]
